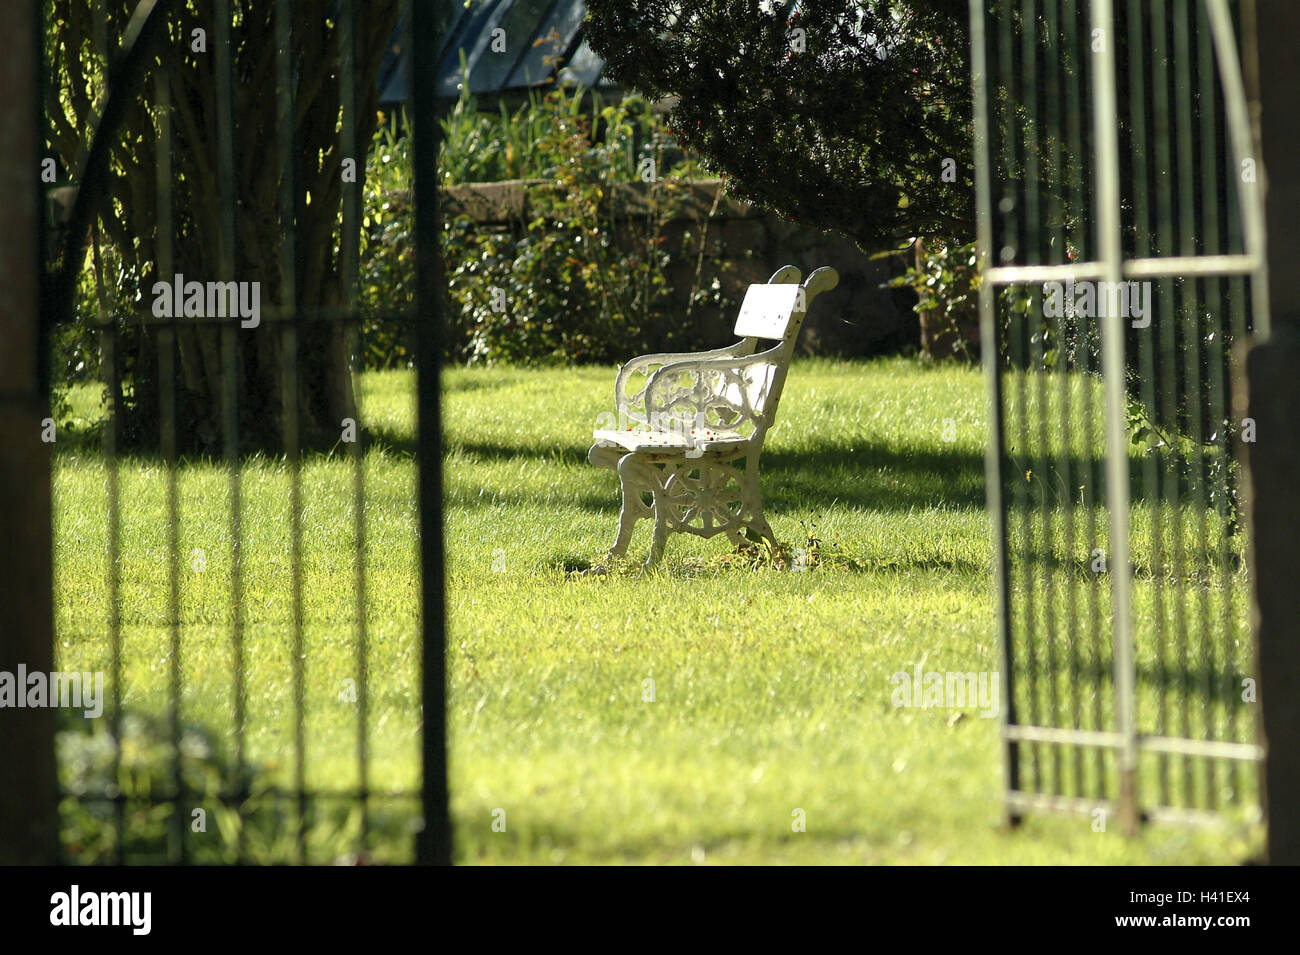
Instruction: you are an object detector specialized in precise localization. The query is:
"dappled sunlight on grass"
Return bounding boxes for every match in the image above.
[49,358,1260,863]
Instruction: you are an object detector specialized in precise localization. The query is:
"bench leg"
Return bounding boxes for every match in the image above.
[749,514,778,549]
[608,486,651,561]
[744,479,778,550]
[646,504,670,569]
[642,457,684,569]
[601,453,656,565]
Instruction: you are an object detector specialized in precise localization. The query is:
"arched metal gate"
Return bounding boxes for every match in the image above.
[971,0,1267,832]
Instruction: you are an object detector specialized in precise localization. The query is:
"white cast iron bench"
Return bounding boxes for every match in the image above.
[587,265,839,569]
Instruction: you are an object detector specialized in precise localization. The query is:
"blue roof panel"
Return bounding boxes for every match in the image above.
[466,0,560,94]
[377,0,611,104]
[437,0,511,97]
[504,0,588,90]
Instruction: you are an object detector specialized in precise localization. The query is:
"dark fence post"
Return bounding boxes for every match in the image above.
[0,0,59,865]
[412,0,452,866]
[1246,0,1300,866]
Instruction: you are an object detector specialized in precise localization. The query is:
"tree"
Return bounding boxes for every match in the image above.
[584,0,974,253]
[46,0,399,453]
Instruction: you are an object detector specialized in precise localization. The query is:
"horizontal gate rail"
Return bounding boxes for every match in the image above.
[988,253,1261,284]
[1005,725,1265,762]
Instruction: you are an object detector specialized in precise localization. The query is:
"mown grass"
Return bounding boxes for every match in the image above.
[50,357,1263,863]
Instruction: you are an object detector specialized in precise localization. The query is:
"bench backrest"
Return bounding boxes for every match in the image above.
[728,266,838,432]
[733,265,839,345]
[733,283,806,340]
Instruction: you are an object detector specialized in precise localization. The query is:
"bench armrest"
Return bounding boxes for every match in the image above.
[642,346,783,442]
[615,340,754,424]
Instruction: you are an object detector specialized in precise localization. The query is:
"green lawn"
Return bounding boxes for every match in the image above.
[50,357,1263,863]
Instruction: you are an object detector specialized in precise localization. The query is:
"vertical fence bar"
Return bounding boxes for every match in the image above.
[1046,0,1085,801]
[1149,0,1189,808]
[213,0,247,861]
[153,62,187,863]
[94,0,128,868]
[1063,0,1108,802]
[1217,0,1249,809]
[274,0,308,864]
[411,0,452,866]
[970,0,1019,824]
[1089,0,1139,832]
[1173,0,1203,809]
[1193,1,1233,800]
[0,0,58,864]
[1022,0,1064,798]
[998,0,1042,799]
[339,0,372,852]
[1128,0,1171,810]
[104,279,125,863]
[1246,0,1298,865]
[1172,268,1190,814]
[1191,0,1222,809]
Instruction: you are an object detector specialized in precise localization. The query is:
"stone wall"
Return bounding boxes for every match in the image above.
[442,178,916,357]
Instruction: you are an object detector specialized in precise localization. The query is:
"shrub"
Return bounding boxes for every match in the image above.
[360,80,725,366]
[58,709,264,863]
[884,239,981,362]
[448,94,687,365]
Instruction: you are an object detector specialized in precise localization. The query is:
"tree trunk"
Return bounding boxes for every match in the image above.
[50,0,399,453]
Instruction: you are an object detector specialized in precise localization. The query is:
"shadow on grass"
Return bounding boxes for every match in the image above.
[440,436,987,513]
[55,417,1223,527]
[1011,656,1258,719]
[439,433,1227,517]
[51,419,416,467]
[548,551,994,579]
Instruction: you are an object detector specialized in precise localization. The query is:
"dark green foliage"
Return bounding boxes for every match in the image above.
[58,709,264,863]
[46,0,399,453]
[447,93,679,365]
[360,84,730,366]
[584,0,974,251]
[358,119,419,368]
[884,239,981,361]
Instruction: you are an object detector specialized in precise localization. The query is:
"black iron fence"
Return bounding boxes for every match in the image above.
[42,0,448,864]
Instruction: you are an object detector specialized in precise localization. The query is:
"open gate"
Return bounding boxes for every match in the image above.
[37,0,450,864]
[971,0,1267,832]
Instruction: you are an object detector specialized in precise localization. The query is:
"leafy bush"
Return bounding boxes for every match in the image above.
[884,239,981,362]
[359,120,419,368]
[50,72,719,388]
[360,79,723,366]
[437,67,584,186]
[882,237,1244,524]
[58,709,265,863]
[448,96,690,365]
